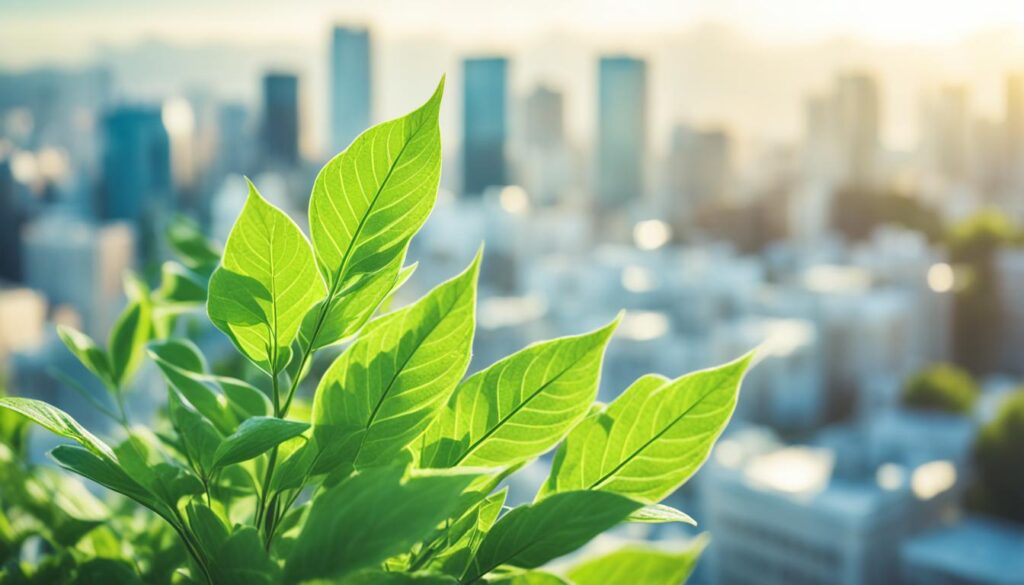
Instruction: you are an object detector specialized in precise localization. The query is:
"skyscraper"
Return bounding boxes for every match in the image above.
[261,72,300,167]
[0,156,21,282]
[462,57,508,196]
[834,72,880,187]
[522,85,572,206]
[596,56,647,209]
[330,26,371,154]
[1005,74,1024,186]
[101,106,172,223]
[668,124,733,226]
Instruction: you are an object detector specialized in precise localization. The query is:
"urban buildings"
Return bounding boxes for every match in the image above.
[101,106,172,223]
[462,56,508,196]
[596,55,647,211]
[260,72,300,168]
[329,25,372,154]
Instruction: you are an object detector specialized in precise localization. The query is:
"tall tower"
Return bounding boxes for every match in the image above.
[462,57,508,197]
[330,26,371,154]
[101,106,172,223]
[261,72,300,168]
[596,56,647,210]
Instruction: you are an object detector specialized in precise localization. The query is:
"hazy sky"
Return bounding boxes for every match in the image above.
[4,0,1024,54]
[4,1,1024,155]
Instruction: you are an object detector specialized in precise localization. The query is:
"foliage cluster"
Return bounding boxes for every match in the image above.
[0,79,751,584]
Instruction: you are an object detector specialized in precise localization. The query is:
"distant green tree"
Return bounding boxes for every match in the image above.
[947,211,1022,374]
[901,363,979,414]
[969,390,1024,524]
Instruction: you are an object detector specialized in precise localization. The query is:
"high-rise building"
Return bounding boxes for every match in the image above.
[216,103,250,176]
[0,156,22,282]
[101,106,172,223]
[596,56,647,209]
[920,85,970,184]
[1005,74,1024,186]
[667,124,733,226]
[21,215,135,338]
[834,72,881,187]
[521,85,572,206]
[462,57,508,196]
[261,72,300,168]
[329,26,371,154]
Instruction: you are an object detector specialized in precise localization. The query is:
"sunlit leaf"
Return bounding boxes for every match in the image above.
[212,416,309,470]
[540,354,752,503]
[462,490,641,584]
[207,180,326,374]
[285,465,476,583]
[420,317,619,469]
[565,535,709,585]
[56,326,114,390]
[0,397,114,460]
[312,252,479,473]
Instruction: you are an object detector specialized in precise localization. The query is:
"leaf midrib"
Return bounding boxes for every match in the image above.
[351,280,471,463]
[588,377,732,491]
[451,352,593,467]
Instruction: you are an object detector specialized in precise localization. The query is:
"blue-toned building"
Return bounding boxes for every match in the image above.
[261,72,300,167]
[101,106,172,222]
[462,57,508,196]
[596,55,647,209]
[330,25,372,154]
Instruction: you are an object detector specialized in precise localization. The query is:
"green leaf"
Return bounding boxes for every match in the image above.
[210,527,279,585]
[186,502,230,559]
[149,340,235,433]
[169,390,223,474]
[167,214,221,274]
[285,465,477,583]
[298,252,408,351]
[627,504,696,525]
[490,572,569,585]
[434,487,507,577]
[216,376,271,419]
[420,317,620,469]
[75,558,146,585]
[565,536,709,585]
[207,180,326,374]
[540,355,752,503]
[462,491,642,584]
[311,253,479,473]
[339,571,458,584]
[212,416,309,469]
[157,261,208,304]
[49,445,161,512]
[0,397,114,459]
[56,325,114,389]
[108,298,152,389]
[309,77,443,295]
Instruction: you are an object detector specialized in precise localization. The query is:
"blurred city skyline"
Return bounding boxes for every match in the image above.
[5,2,1024,154]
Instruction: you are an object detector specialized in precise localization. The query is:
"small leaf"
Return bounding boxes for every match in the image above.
[169,390,223,474]
[207,180,326,374]
[285,465,476,583]
[167,214,221,275]
[420,317,620,469]
[186,502,230,559]
[311,252,479,473]
[149,341,235,434]
[49,445,162,513]
[565,535,709,585]
[627,504,696,525]
[462,491,642,583]
[0,397,114,460]
[210,527,279,585]
[212,416,309,469]
[541,354,752,503]
[56,325,114,389]
[298,252,408,351]
[217,376,271,419]
[108,295,152,389]
[157,261,208,304]
[309,77,443,294]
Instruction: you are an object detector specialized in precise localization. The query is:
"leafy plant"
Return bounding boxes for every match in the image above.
[0,77,753,584]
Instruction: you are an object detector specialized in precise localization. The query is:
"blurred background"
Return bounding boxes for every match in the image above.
[2,1,1024,583]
